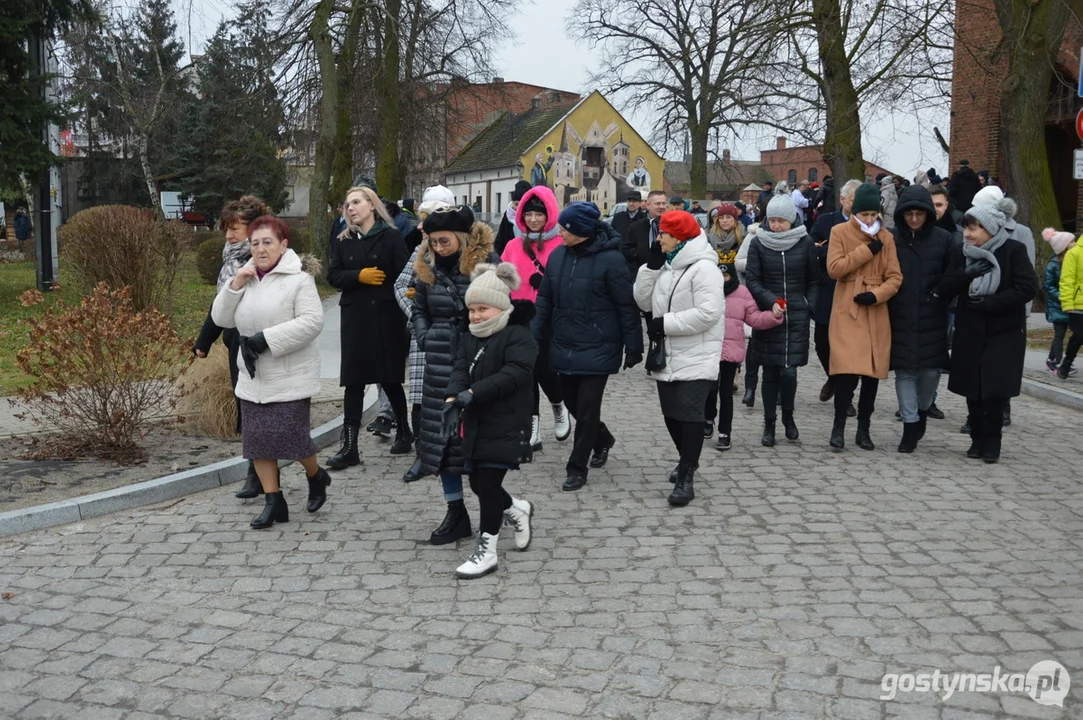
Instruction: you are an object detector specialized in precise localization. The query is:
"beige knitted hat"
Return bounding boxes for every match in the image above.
[465,262,521,311]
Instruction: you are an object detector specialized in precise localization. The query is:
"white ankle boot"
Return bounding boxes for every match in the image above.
[552,402,571,441]
[530,415,542,451]
[503,497,533,550]
[455,531,498,579]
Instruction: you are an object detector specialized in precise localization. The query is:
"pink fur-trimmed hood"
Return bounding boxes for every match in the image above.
[515,186,560,235]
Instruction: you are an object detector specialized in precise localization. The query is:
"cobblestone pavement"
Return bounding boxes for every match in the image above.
[1,362,1081,719]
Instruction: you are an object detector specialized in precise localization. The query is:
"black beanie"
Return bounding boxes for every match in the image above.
[521,194,548,216]
[422,205,475,235]
[511,180,532,202]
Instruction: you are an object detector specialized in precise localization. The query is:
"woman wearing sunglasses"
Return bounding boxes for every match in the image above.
[413,205,501,545]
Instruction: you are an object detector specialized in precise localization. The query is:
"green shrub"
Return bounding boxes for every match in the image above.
[196,237,223,285]
[188,229,219,252]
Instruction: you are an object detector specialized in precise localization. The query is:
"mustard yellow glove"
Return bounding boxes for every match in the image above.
[405,287,416,300]
[358,267,386,286]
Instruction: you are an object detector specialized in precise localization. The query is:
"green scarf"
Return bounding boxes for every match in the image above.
[665,240,690,265]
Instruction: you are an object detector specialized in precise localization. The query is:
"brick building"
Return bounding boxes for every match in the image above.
[950,0,1083,229]
[758,137,893,186]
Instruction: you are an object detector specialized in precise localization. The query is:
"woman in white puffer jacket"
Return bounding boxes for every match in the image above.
[634,210,724,507]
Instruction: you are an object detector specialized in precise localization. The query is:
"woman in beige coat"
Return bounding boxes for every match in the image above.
[827,183,902,451]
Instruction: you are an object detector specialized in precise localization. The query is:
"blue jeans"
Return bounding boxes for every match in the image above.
[894,369,942,423]
[440,472,463,502]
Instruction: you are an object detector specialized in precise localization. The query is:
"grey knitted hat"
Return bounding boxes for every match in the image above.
[765,194,798,224]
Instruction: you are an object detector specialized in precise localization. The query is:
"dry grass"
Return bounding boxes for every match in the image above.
[174,343,239,439]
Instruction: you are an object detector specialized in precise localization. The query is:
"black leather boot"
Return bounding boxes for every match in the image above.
[305,468,332,513]
[983,433,1001,463]
[742,387,756,407]
[668,464,695,506]
[250,491,289,529]
[897,422,920,453]
[855,419,875,451]
[916,410,929,440]
[430,500,472,545]
[781,409,799,441]
[390,423,414,455]
[327,424,360,470]
[830,416,846,451]
[761,420,776,447]
[235,461,263,499]
[668,465,679,484]
[403,406,423,482]
[966,414,984,458]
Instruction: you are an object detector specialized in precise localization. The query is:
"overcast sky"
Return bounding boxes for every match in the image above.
[174,0,950,179]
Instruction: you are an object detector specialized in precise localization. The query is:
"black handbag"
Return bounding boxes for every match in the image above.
[645,268,690,373]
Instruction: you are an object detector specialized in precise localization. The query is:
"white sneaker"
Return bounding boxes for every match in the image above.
[455,532,498,579]
[503,497,533,550]
[552,402,571,441]
[530,415,542,451]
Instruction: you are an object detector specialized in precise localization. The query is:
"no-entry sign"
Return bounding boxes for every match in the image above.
[1077,108,1083,141]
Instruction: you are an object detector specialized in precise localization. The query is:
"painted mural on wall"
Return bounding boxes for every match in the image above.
[521,92,664,212]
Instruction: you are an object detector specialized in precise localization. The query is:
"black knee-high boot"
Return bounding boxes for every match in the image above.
[404,404,423,482]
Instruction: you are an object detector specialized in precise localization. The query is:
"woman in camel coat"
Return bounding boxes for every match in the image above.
[827,182,902,451]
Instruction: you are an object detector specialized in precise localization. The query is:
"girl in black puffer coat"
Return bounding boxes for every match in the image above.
[445,263,537,579]
[744,195,819,446]
[412,206,500,545]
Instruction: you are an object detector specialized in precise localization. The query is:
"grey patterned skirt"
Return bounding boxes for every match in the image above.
[240,399,317,460]
[656,380,716,423]
[407,337,424,406]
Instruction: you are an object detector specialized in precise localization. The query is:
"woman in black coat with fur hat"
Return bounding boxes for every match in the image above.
[413,205,501,545]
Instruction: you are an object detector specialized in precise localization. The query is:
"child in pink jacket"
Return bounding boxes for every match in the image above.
[499,185,569,448]
[707,262,785,450]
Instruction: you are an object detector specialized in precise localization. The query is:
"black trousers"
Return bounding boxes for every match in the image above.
[559,374,613,475]
[966,396,1006,442]
[744,343,759,391]
[833,374,878,422]
[531,345,563,414]
[1048,322,1068,364]
[1062,314,1083,371]
[761,366,797,421]
[664,417,705,468]
[704,361,740,435]
[222,328,243,433]
[344,383,408,428]
[814,322,831,378]
[468,467,513,535]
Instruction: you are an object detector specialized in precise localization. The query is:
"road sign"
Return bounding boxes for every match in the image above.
[1075,149,1083,181]
[1079,53,1083,97]
[1078,108,1083,140]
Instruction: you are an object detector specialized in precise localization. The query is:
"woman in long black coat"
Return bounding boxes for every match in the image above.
[326,186,412,469]
[937,198,1036,463]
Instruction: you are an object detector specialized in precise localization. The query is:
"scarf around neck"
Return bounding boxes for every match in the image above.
[963,230,1009,298]
[218,239,251,291]
[469,309,511,338]
[756,225,806,252]
[857,218,882,236]
[665,240,691,264]
[515,225,560,247]
[711,229,738,253]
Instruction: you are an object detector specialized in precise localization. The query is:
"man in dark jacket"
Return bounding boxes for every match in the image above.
[14,208,31,253]
[611,192,645,242]
[888,186,955,452]
[495,180,532,255]
[533,202,644,491]
[948,160,982,212]
[623,190,667,278]
[755,181,774,222]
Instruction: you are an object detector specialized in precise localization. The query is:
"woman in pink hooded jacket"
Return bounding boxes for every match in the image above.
[704,261,785,451]
[500,185,570,450]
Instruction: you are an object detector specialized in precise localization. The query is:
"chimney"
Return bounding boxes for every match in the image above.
[776,136,787,150]
[492,76,504,84]
[722,149,731,165]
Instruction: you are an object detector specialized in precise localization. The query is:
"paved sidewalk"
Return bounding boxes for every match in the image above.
[1,352,1081,718]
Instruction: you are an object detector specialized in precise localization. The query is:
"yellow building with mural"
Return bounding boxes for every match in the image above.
[443,90,664,215]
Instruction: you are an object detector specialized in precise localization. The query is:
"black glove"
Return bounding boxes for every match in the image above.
[623,351,642,370]
[440,402,461,439]
[453,390,474,409]
[238,332,268,379]
[529,273,543,290]
[853,292,877,306]
[647,317,665,339]
[867,239,883,255]
[646,243,665,270]
[965,260,994,279]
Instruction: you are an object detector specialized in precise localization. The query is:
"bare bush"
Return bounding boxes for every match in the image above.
[175,343,239,438]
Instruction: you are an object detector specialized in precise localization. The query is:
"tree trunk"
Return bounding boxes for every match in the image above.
[137,133,162,216]
[375,0,403,200]
[308,0,339,267]
[330,3,365,207]
[688,122,709,199]
[994,0,1070,234]
[812,0,866,191]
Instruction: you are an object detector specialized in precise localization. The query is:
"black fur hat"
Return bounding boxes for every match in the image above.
[422,205,475,235]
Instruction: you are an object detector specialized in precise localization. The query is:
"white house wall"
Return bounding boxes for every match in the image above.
[445,167,521,215]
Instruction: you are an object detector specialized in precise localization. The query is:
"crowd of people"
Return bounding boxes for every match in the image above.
[190,162,1083,578]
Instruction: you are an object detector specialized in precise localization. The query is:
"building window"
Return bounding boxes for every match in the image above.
[787,169,797,185]
[808,168,818,183]
[496,192,501,210]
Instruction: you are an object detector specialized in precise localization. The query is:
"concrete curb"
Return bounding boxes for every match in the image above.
[1020,377,1083,412]
[0,400,375,540]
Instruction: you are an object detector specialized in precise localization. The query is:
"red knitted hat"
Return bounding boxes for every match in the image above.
[714,203,741,221]
[659,211,701,242]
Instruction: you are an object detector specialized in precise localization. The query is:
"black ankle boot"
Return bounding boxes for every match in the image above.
[390,424,414,455]
[235,461,264,499]
[403,456,423,483]
[982,434,1001,463]
[430,500,472,545]
[966,415,984,459]
[327,425,361,470]
[916,410,929,440]
[781,410,799,440]
[830,417,846,450]
[251,491,289,529]
[761,420,776,447]
[898,422,920,453]
[668,464,695,506]
[855,420,875,451]
[403,406,423,482]
[668,465,679,484]
[743,387,756,407]
[305,468,332,513]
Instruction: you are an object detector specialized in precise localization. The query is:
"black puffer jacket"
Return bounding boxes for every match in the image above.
[447,301,537,466]
[411,224,500,477]
[744,234,820,367]
[888,186,955,370]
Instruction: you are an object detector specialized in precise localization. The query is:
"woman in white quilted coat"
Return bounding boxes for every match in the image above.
[212,215,329,530]
[634,210,724,506]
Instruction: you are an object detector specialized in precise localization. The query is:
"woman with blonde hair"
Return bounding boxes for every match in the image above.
[326,186,413,469]
[708,203,744,266]
[193,194,274,499]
